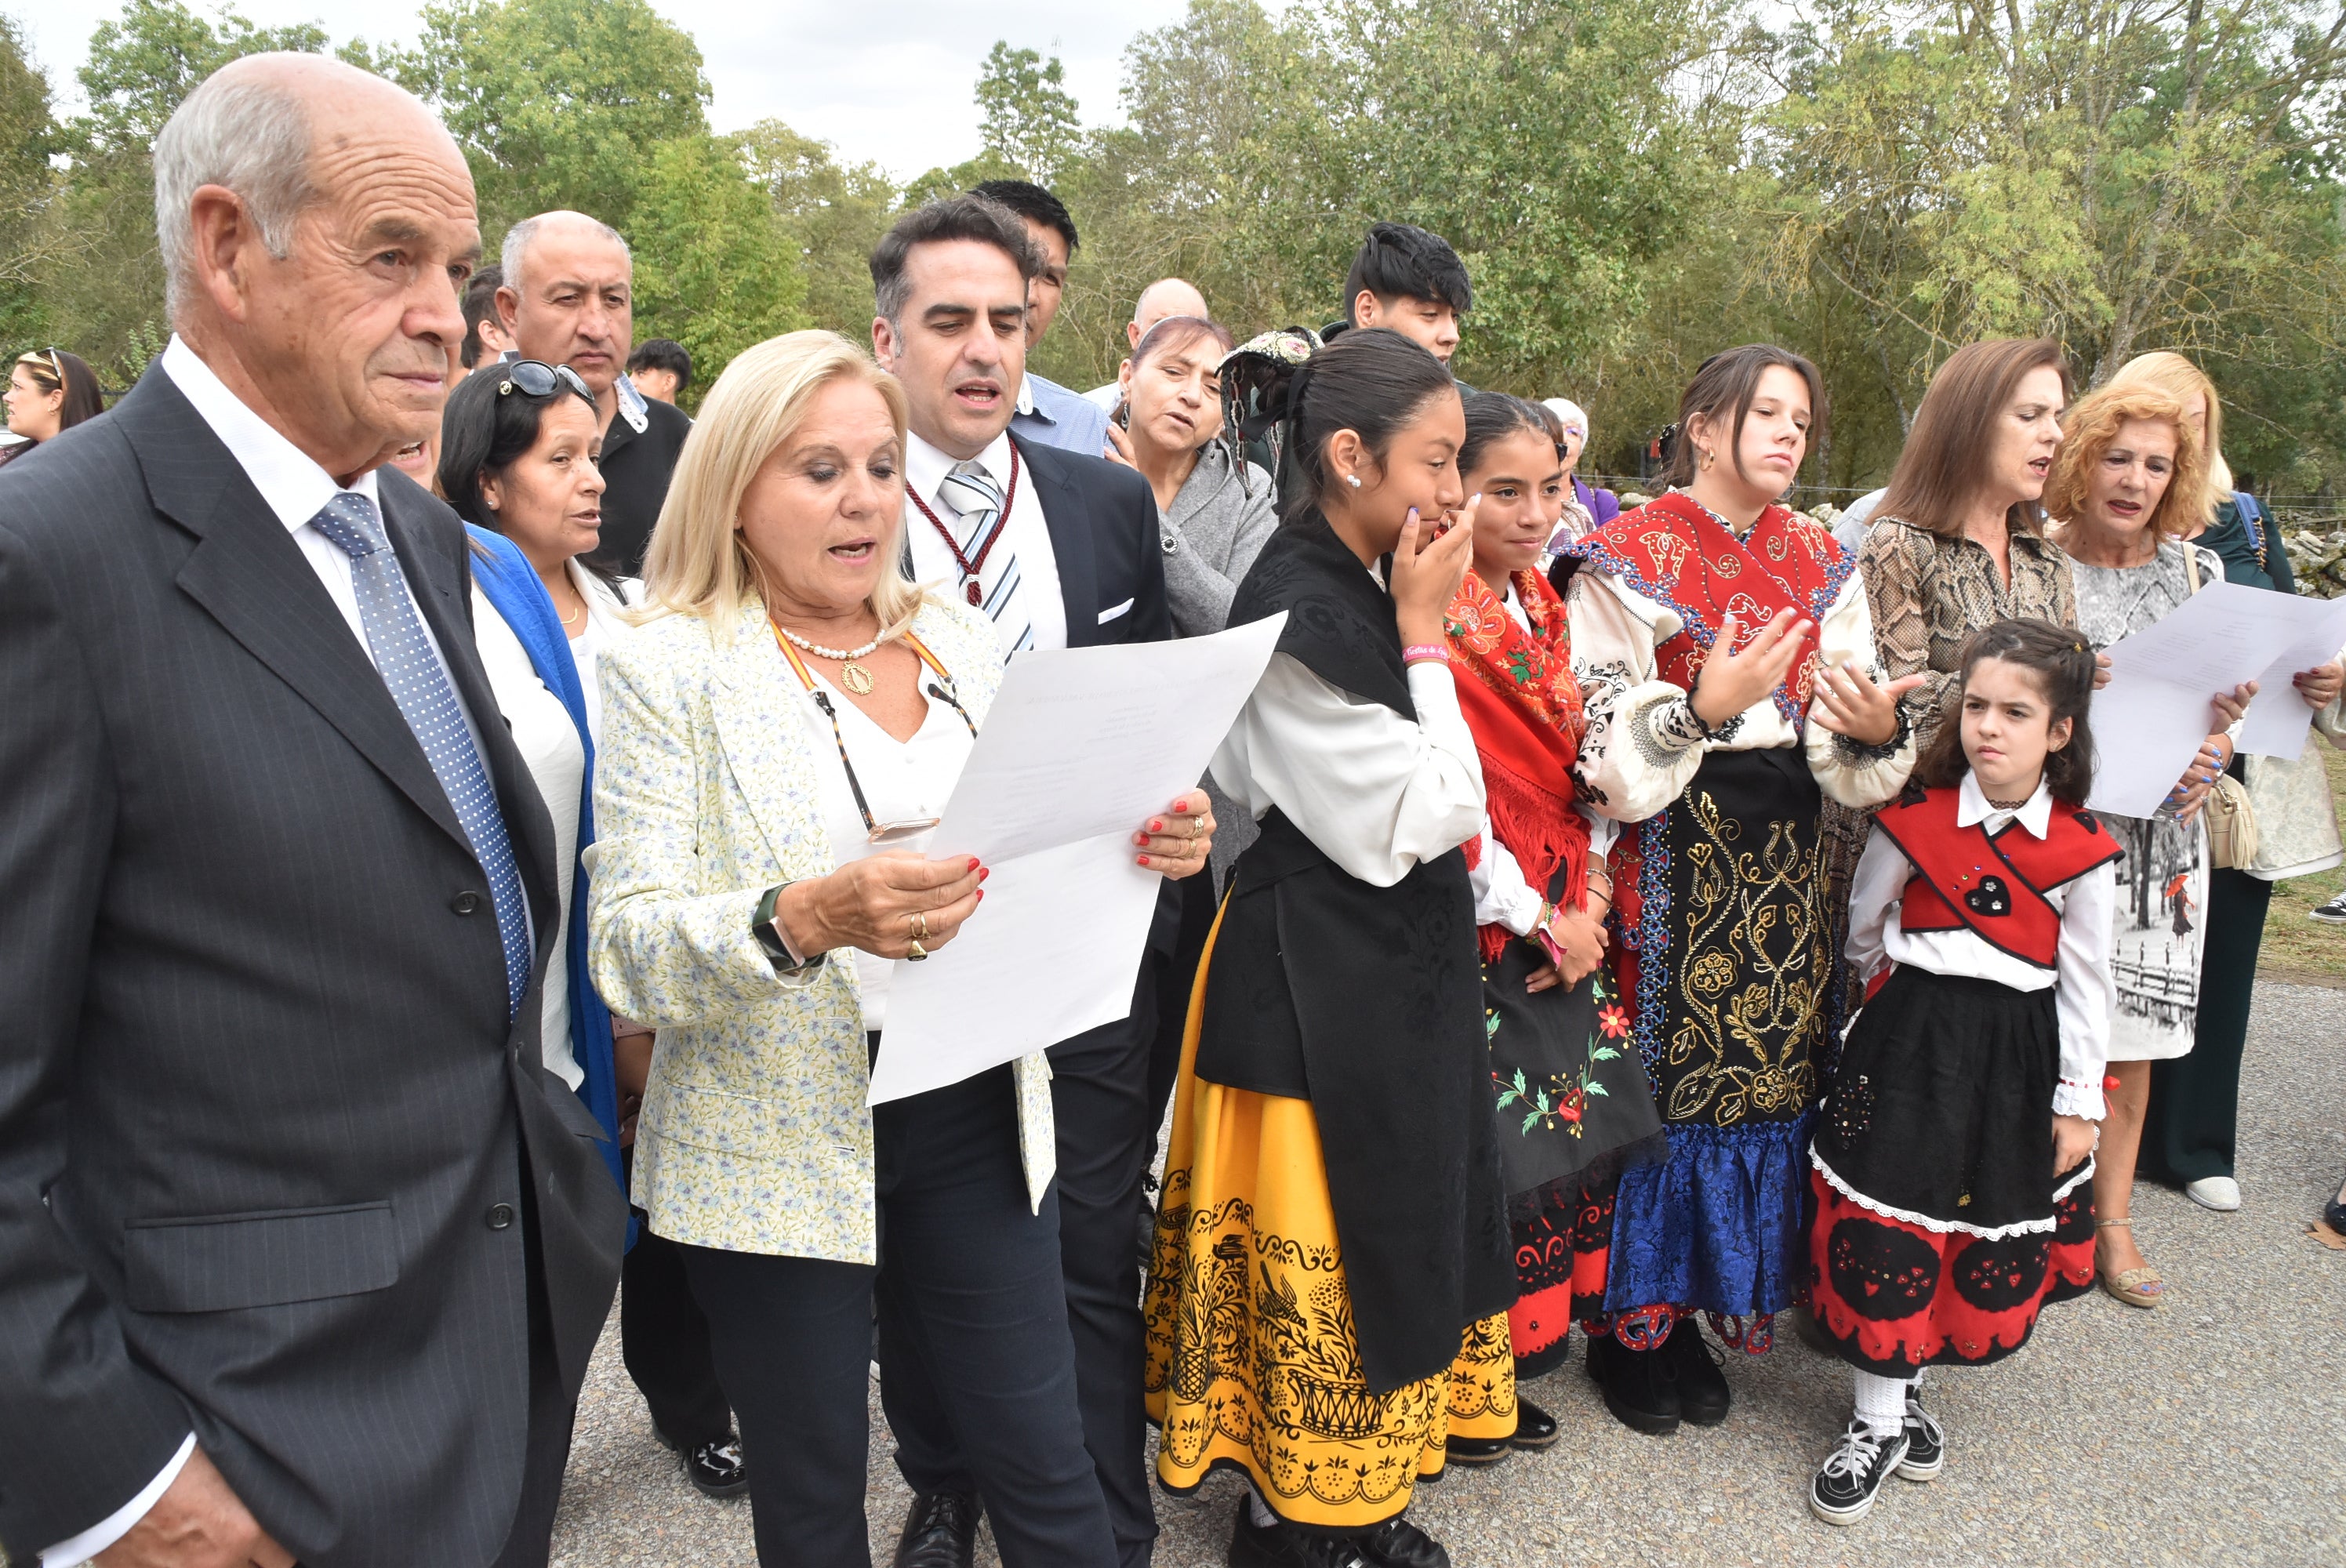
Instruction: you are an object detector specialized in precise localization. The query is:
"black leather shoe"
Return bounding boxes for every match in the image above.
[1359,1513,1451,1568]
[893,1490,980,1568]
[1586,1330,1679,1436]
[1661,1319,1730,1426]
[1509,1395,1560,1450]
[2324,1174,2346,1233]
[653,1426,750,1501]
[1228,1502,1365,1568]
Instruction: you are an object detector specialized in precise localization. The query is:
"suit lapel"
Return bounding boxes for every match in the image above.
[1015,434,1102,648]
[706,602,837,884]
[381,474,561,936]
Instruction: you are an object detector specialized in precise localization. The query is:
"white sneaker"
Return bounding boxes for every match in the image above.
[2184,1176,2240,1211]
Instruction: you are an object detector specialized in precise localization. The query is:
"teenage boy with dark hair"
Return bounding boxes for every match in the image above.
[625,338,692,405]
[970,177,1112,458]
[1338,220,1473,373]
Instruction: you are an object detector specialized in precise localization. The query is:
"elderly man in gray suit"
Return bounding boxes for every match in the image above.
[0,53,625,1568]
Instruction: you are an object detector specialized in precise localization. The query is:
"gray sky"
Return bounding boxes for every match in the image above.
[16,0,1201,180]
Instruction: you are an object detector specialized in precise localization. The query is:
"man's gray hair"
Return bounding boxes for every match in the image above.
[501,212,631,294]
[154,57,319,321]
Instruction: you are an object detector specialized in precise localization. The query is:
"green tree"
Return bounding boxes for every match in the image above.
[628,133,807,400]
[737,120,899,339]
[975,42,1083,185]
[0,15,67,350]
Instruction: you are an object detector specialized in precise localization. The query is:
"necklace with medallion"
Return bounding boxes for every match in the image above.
[774,621,884,695]
[906,445,1023,607]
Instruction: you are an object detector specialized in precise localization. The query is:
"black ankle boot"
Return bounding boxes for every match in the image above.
[1586,1330,1680,1436]
[1661,1319,1730,1426]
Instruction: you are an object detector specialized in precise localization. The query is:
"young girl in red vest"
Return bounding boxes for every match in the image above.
[1806,618,2117,1524]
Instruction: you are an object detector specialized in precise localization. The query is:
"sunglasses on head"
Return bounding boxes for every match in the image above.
[498,359,593,401]
[15,348,65,385]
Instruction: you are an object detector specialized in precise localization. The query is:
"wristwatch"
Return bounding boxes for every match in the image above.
[752,882,824,977]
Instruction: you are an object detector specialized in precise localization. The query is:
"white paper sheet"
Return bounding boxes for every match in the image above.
[2087,579,2346,816]
[868,613,1287,1104]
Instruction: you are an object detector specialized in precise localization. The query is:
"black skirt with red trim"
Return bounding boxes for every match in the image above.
[1806,965,2095,1376]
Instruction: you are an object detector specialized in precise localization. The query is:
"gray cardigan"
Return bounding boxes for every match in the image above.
[1160,440,1281,640]
[1160,440,1280,881]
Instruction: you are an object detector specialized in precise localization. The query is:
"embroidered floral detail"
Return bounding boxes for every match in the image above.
[1828,1073,1875,1145]
[1598,1003,1630,1039]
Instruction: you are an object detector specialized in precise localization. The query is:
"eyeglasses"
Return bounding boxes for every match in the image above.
[808,680,981,844]
[497,359,593,401]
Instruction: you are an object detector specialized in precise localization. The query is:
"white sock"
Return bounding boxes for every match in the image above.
[1247,1486,1280,1529]
[1852,1369,1915,1439]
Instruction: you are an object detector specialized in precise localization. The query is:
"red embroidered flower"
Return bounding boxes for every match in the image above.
[1597,1004,1629,1039]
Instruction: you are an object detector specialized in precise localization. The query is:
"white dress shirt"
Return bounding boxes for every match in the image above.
[567,565,639,751]
[55,342,515,1568]
[1843,773,2118,1120]
[902,430,1069,655]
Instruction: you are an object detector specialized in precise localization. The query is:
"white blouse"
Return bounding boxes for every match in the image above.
[470,586,588,1088]
[1843,774,2117,1121]
[1567,520,1917,821]
[567,564,639,751]
[1212,653,1486,887]
[791,667,976,1030]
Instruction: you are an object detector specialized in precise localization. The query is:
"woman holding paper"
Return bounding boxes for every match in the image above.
[1143,327,1512,1568]
[586,331,1209,1566]
[2044,379,2248,1309]
[2104,351,2346,1219]
[1443,392,1668,1400]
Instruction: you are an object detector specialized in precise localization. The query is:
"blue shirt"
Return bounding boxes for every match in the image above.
[1011,370,1111,458]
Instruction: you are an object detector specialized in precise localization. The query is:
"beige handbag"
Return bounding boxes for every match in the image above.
[2182,543,2261,869]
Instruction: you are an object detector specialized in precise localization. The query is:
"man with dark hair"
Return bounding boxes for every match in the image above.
[625,338,691,405]
[969,178,1112,459]
[869,193,1179,1568]
[1340,220,1473,368]
[459,263,514,375]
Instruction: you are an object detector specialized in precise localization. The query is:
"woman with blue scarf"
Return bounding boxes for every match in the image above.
[438,360,750,1501]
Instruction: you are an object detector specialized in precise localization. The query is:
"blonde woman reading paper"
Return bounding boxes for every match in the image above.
[585,331,1208,1566]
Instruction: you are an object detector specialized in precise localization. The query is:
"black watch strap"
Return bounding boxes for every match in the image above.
[753,883,822,975]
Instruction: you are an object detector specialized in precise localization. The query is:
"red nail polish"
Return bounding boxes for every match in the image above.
[979,867,990,883]
[968,857,981,872]
[1149,820,1164,833]
[976,889,985,901]
[1138,855,1151,866]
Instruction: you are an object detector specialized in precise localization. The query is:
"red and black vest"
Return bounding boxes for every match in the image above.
[1873,786,2123,970]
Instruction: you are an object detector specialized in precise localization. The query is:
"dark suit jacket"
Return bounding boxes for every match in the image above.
[1009,433,1182,959]
[589,393,691,576]
[0,367,626,1566]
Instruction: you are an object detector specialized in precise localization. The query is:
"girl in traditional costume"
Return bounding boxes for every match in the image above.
[1806,619,2115,1524]
[1559,345,1921,1434]
[1440,394,1667,1402]
[1143,328,1513,1568]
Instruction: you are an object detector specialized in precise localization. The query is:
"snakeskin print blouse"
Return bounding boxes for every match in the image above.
[1858,517,2079,743]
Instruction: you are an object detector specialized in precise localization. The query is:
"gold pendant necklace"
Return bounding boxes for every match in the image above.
[775,622,881,695]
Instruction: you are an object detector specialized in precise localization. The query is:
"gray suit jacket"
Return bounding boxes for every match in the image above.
[0,367,626,1565]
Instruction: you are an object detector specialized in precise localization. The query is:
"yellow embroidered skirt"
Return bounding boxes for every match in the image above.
[1143,912,1515,1530]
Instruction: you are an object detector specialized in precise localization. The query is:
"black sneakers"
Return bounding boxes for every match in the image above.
[1586,1331,1680,1436]
[653,1426,749,1501]
[1660,1320,1730,1426]
[1810,1419,1911,1525]
[1899,1388,1945,1481]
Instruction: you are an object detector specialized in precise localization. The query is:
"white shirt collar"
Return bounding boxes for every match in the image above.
[1014,373,1037,418]
[1958,771,2054,837]
[162,335,380,534]
[906,429,1015,508]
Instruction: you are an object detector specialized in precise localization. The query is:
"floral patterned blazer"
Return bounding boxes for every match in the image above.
[585,596,1055,1263]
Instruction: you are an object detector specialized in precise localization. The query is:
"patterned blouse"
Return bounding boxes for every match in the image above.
[1858,517,2078,743]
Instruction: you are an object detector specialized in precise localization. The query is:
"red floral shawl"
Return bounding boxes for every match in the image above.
[1445,565,1592,963]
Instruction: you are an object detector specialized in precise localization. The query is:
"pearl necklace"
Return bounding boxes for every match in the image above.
[775,621,884,695]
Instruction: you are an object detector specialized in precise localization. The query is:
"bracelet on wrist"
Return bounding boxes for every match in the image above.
[1401,643,1451,666]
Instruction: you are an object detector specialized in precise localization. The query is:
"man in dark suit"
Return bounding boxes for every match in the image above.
[0,54,624,1568]
[870,195,1178,1568]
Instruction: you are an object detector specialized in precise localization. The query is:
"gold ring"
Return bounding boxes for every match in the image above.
[906,938,929,961]
[1186,818,1204,840]
[911,910,931,943]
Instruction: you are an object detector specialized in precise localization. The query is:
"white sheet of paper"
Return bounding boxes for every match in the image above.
[2087,579,2346,815]
[868,613,1287,1105]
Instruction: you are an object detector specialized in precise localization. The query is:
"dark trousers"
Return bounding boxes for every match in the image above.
[618,1155,732,1449]
[2146,866,2271,1184]
[682,1064,1113,1568]
[488,1152,578,1568]
[883,960,1165,1568]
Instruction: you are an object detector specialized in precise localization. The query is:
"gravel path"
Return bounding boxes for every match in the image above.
[550,982,2346,1566]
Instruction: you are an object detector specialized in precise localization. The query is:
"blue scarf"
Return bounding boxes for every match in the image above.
[465,526,631,1246]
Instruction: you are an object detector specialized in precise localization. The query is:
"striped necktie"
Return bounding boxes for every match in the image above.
[308,492,531,1019]
[936,459,1033,655]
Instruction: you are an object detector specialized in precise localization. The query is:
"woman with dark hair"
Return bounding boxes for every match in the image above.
[1144,328,1513,1568]
[2,348,104,465]
[1443,393,1668,1406]
[1559,344,1921,1434]
[1858,339,2079,749]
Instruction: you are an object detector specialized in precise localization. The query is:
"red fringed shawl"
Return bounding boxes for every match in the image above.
[1445,565,1592,964]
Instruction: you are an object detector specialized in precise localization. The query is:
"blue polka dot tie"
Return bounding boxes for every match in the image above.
[310,493,530,1020]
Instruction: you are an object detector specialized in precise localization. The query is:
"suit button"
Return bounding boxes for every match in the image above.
[486,1203,515,1230]
[452,891,483,914]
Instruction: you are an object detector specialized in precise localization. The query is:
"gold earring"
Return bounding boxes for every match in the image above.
[1700,448,1715,471]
